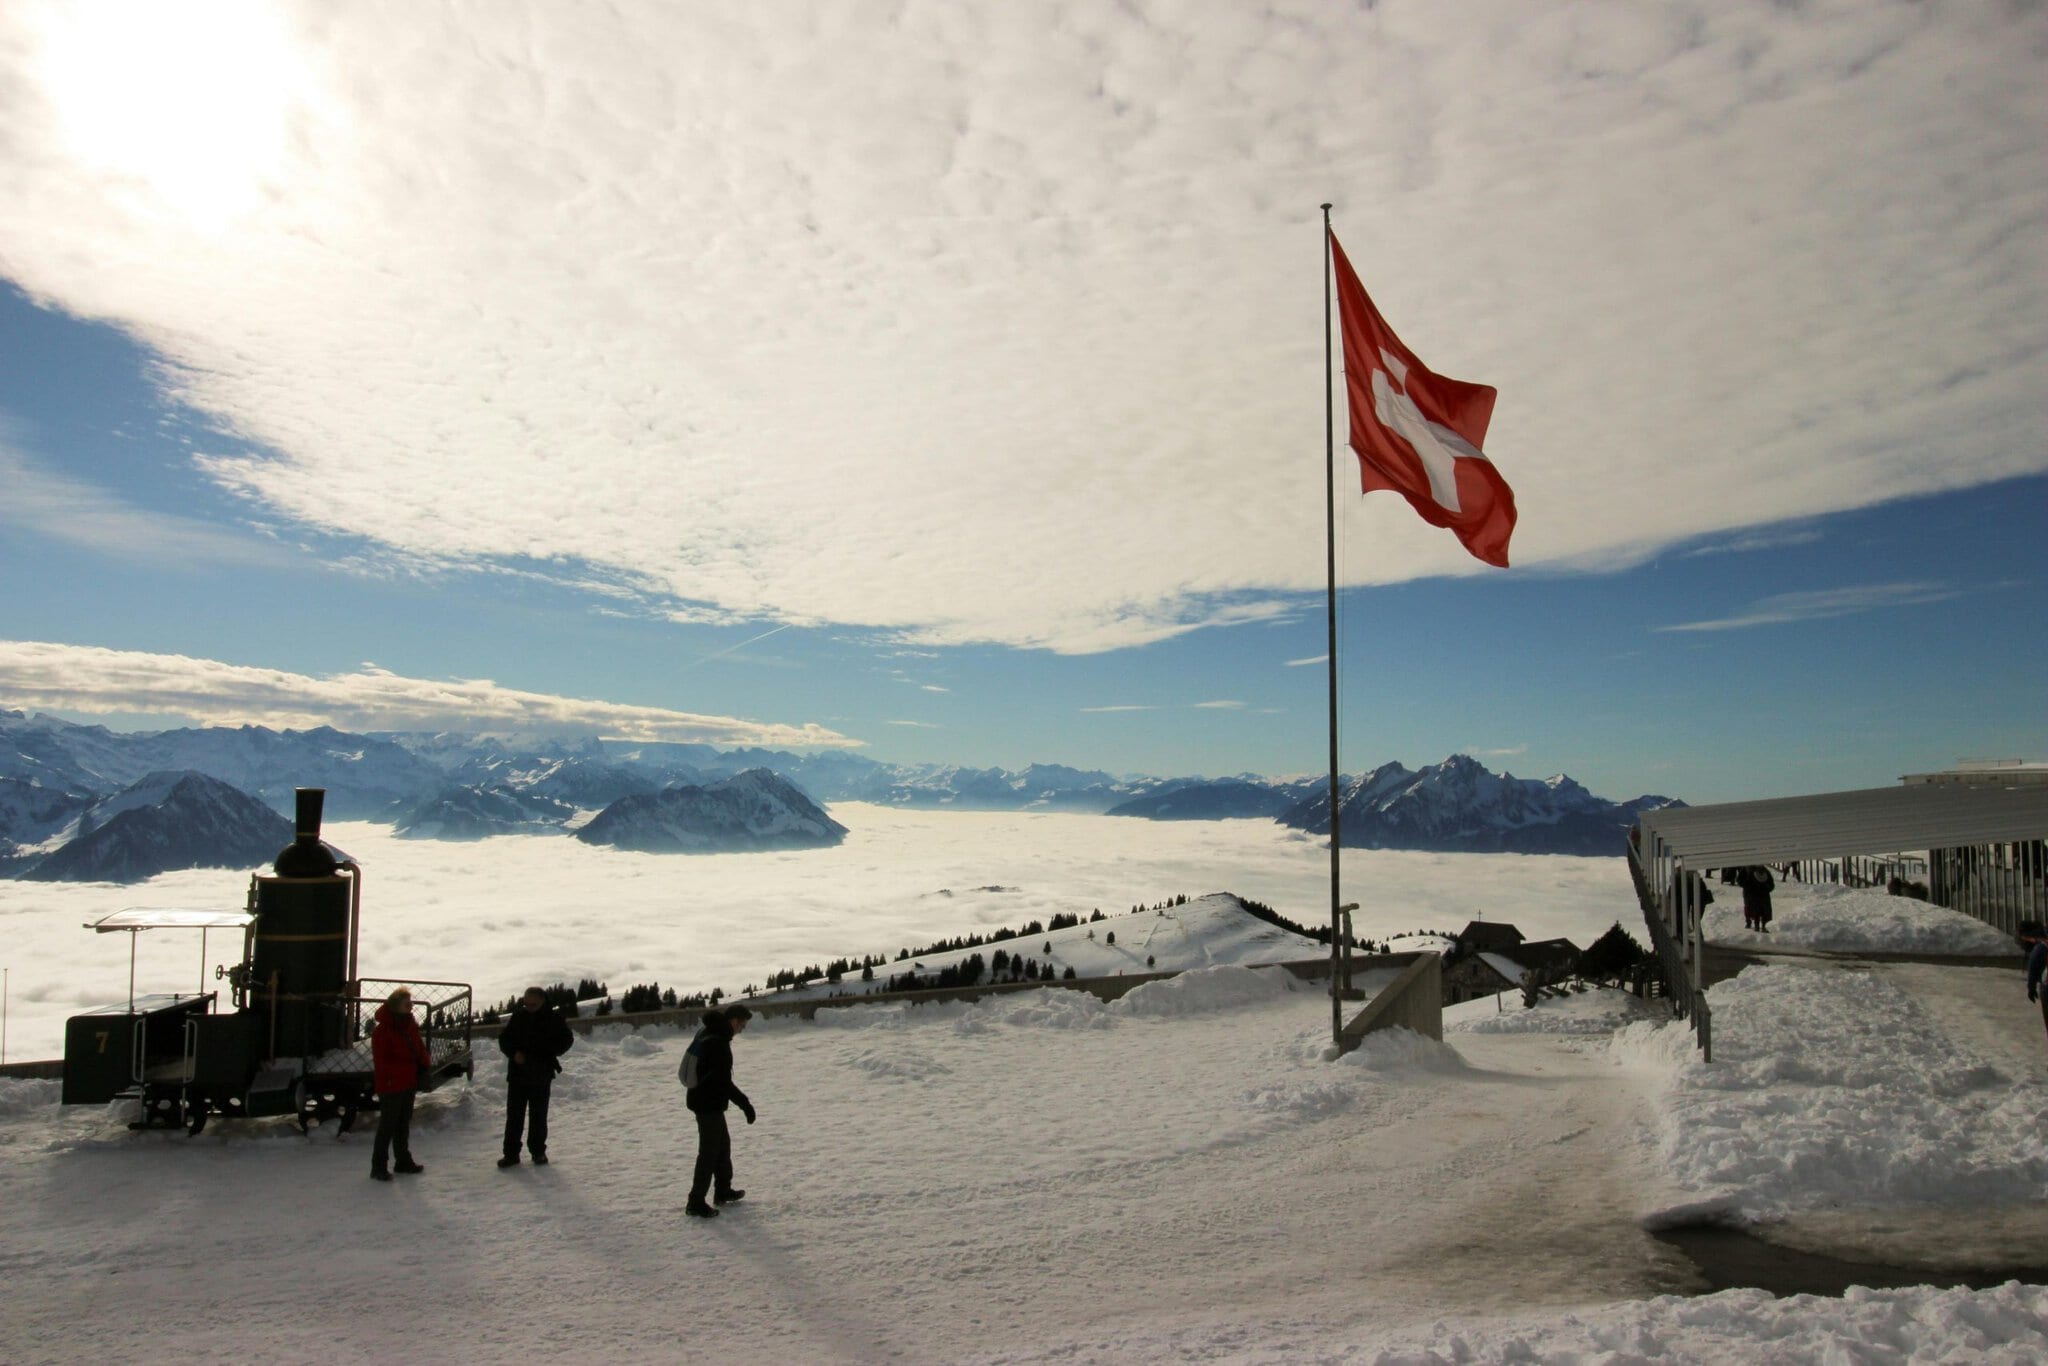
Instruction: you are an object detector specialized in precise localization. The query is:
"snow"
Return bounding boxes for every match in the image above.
[3,952,2043,1361]
[757,891,1326,1002]
[1704,878,2018,956]
[1615,963,2048,1252]
[1448,984,1670,1036]
[4,818,2046,1361]
[1476,950,1528,985]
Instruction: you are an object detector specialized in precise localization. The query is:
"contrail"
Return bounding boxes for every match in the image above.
[678,622,793,672]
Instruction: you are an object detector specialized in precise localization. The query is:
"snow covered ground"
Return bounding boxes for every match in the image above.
[3,890,2045,1362]
[751,891,1332,1003]
[1701,877,2019,956]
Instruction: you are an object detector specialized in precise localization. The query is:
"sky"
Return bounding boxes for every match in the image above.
[0,0,2043,805]
[4,884,2046,1359]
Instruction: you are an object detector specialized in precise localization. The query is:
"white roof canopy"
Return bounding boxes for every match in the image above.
[87,908,257,933]
[1636,784,2048,867]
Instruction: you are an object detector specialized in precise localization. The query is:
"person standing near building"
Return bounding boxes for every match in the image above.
[681,1004,756,1218]
[370,986,431,1181]
[1736,864,1776,933]
[498,986,575,1168]
[2023,922,2048,1046]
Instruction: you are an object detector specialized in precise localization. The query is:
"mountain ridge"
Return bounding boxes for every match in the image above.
[0,710,1679,872]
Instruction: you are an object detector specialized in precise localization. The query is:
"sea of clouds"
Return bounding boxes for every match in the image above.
[0,804,1633,1059]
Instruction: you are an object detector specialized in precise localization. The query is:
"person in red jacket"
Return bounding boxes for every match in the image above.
[370,986,433,1181]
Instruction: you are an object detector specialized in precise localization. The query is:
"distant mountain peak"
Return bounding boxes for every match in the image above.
[1279,754,1676,856]
[19,770,292,883]
[574,767,848,853]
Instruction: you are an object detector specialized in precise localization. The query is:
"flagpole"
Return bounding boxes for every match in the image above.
[1321,203,1342,1047]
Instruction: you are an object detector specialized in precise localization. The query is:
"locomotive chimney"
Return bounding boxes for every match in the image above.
[273,786,340,877]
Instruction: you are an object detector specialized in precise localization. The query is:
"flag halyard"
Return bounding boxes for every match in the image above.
[1329,230,1516,568]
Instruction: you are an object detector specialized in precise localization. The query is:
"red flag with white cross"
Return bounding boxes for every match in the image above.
[1329,231,1516,568]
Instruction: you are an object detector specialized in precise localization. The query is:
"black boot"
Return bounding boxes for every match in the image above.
[714,1188,745,1205]
[685,1201,719,1218]
[371,1167,392,1182]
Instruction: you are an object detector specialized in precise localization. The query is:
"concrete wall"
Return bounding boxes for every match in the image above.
[1335,952,1444,1054]
[0,1059,64,1080]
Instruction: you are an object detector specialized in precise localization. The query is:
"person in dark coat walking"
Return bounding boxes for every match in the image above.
[498,986,575,1168]
[369,986,432,1181]
[2022,923,2048,1047]
[1735,865,1776,933]
[681,1005,755,1218]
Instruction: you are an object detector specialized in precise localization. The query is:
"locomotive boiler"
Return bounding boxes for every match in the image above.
[61,788,473,1134]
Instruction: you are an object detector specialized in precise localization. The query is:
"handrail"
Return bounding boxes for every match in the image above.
[1628,836,1712,1061]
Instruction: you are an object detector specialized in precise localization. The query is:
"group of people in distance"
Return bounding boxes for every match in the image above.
[364,986,757,1214]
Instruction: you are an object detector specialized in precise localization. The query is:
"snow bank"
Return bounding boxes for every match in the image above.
[0,1077,59,1117]
[1109,962,1299,1018]
[615,1031,660,1057]
[1706,880,2019,956]
[1625,964,2048,1218]
[1006,1282,2048,1364]
[1333,1025,1468,1074]
[1448,985,1668,1036]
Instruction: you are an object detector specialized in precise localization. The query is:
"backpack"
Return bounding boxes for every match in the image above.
[678,1031,706,1089]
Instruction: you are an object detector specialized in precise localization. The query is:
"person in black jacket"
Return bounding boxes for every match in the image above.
[497,987,575,1168]
[681,1004,755,1218]
[1735,865,1776,933]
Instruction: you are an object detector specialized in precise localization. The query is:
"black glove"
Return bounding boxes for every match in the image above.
[2030,985,2038,1003]
[742,1105,757,1125]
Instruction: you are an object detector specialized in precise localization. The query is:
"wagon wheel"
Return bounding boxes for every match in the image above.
[334,1091,363,1137]
[186,1107,208,1137]
[139,1090,187,1131]
[294,1082,344,1135]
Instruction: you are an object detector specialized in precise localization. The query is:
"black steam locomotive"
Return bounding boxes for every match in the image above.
[61,788,474,1134]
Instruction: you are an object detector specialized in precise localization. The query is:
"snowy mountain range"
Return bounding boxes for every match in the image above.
[0,709,1680,875]
[1103,775,1325,820]
[14,771,295,883]
[1276,754,1682,856]
[574,769,848,852]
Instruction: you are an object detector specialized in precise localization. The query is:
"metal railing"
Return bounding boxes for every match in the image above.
[295,978,474,1081]
[1628,840,1711,1061]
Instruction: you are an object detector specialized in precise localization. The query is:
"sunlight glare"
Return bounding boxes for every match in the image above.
[32,0,307,233]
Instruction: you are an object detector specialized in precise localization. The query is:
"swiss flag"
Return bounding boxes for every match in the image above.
[1330,231,1516,568]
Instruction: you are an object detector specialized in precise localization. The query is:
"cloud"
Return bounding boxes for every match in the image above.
[0,3,2041,653]
[1080,705,1154,714]
[0,639,859,748]
[0,442,276,568]
[1192,700,1245,710]
[1285,655,1328,668]
[886,719,941,729]
[1679,528,1826,558]
[1654,582,1965,633]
